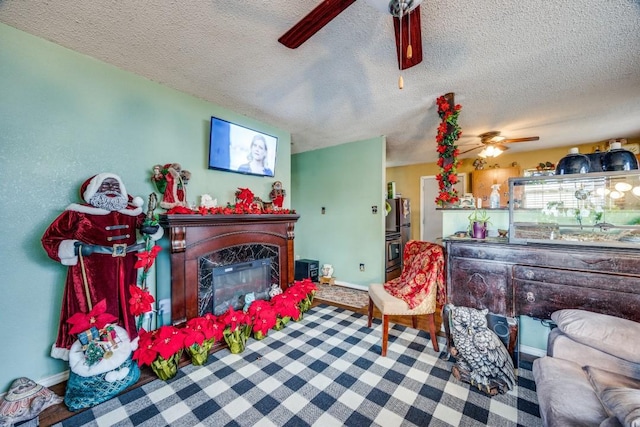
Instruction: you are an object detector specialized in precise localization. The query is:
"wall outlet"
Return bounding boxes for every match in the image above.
[359,263,365,271]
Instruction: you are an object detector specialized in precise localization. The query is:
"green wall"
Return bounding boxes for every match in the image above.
[292,138,386,286]
[0,23,291,390]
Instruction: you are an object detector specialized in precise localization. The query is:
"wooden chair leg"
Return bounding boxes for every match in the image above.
[367,297,374,327]
[382,315,389,357]
[411,315,418,329]
[427,312,439,352]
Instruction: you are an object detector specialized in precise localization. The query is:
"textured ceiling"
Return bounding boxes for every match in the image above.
[1,1,639,166]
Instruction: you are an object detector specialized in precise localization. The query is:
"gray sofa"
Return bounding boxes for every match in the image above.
[533,309,640,427]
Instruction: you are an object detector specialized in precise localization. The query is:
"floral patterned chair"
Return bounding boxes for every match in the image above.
[367,240,446,356]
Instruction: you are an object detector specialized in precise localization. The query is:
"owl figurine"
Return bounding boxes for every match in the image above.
[444,304,516,395]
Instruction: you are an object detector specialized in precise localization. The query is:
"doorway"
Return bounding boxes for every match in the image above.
[420,174,466,243]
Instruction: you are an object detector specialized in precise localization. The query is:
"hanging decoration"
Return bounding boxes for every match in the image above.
[435,93,462,207]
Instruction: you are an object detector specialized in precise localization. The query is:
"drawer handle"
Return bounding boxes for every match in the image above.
[526,292,535,303]
[477,250,486,258]
[524,270,535,280]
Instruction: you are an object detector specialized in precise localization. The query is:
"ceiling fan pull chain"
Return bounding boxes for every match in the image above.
[407,7,413,59]
[398,1,404,89]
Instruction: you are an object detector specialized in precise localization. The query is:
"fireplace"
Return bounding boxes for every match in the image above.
[159,213,299,325]
[201,256,273,316]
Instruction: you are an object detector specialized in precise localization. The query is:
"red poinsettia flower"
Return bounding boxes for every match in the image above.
[129,284,155,316]
[271,294,300,319]
[252,308,277,335]
[134,245,163,270]
[284,287,305,304]
[247,299,272,318]
[182,317,210,347]
[166,205,194,215]
[67,299,118,335]
[296,278,318,295]
[203,313,225,341]
[132,328,157,366]
[154,325,185,360]
[220,307,250,332]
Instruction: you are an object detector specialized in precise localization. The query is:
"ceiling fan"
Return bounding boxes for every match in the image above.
[278,0,423,71]
[460,131,540,158]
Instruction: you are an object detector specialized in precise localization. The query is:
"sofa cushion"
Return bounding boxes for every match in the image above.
[552,310,640,364]
[600,388,640,427]
[585,366,640,427]
[533,356,609,426]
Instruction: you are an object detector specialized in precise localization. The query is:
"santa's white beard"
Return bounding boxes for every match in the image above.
[90,191,128,211]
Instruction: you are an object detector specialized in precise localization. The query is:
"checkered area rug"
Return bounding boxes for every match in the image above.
[56,304,541,427]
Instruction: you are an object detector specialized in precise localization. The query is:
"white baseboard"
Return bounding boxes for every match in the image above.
[519,344,546,358]
[332,281,368,291]
[39,370,69,388]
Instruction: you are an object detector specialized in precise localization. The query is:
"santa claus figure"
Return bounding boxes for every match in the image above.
[151,163,191,209]
[269,181,286,209]
[42,173,163,360]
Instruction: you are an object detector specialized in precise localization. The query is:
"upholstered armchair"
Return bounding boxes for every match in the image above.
[367,240,446,356]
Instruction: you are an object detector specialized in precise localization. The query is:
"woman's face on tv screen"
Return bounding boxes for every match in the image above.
[252,138,267,160]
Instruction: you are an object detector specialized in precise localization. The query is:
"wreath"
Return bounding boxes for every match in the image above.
[435,95,462,207]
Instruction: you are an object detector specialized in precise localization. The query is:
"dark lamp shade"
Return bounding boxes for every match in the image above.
[556,153,590,175]
[602,148,639,171]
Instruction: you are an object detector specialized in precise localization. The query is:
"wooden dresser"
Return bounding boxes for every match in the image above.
[445,240,640,323]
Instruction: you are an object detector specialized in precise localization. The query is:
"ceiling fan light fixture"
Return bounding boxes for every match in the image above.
[478,145,504,158]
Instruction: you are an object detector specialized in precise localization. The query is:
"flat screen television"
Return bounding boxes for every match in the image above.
[208,116,278,178]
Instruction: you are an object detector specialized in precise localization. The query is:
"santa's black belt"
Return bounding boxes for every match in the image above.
[85,242,147,257]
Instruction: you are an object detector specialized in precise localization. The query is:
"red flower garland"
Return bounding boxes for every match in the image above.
[435,95,462,207]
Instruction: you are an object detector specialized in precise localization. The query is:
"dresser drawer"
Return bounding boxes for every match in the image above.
[514,265,640,322]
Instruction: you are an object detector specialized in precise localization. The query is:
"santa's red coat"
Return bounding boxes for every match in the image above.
[42,203,144,360]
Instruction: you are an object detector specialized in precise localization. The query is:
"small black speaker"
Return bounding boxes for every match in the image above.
[486,312,519,367]
[294,259,319,282]
[486,313,510,349]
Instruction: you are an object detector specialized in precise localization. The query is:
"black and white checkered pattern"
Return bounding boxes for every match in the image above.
[57,305,541,426]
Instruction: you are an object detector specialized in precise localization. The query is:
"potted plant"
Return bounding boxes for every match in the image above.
[132,325,185,381]
[182,314,223,365]
[468,209,491,239]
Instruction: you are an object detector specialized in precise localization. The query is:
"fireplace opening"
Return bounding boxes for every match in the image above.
[201,258,272,315]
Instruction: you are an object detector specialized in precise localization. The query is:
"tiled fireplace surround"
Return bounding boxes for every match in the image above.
[159,213,300,326]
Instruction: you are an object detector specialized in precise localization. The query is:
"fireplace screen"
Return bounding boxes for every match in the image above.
[200,258,272,315]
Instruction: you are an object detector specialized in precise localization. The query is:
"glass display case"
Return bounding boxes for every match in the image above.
[508,170,640,248]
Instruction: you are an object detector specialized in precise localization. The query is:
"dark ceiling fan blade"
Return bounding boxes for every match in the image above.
[278,0,357,49]
[459,145,483,155]
[504,136,540,143]
[393,5,422,70]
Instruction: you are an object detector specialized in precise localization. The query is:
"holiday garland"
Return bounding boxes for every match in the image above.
[435,95,462,206]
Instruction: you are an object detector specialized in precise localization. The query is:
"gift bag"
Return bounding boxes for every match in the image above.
[64,356,139,411]
[64,324,140,411]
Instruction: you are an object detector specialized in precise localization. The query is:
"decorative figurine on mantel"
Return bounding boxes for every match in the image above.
[151,163,191,209]
[269,181,286,209]
[444,304,516,396]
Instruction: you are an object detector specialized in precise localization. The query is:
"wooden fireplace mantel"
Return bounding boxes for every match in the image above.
[159,213,300,325]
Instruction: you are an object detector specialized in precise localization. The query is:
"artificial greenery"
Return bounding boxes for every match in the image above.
[435,94,462,207]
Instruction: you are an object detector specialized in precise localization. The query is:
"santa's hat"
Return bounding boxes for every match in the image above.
[80,173,143,207]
